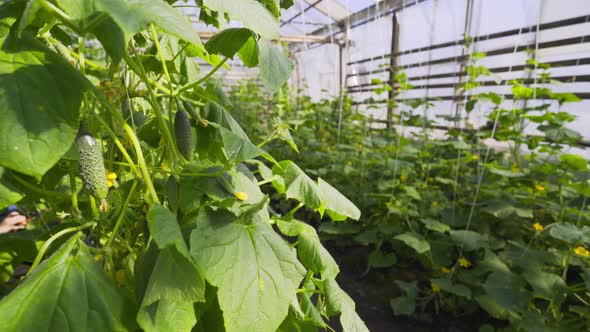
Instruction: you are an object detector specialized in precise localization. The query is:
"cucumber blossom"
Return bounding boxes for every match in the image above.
[174,110,195,160]
[76,133,109,200]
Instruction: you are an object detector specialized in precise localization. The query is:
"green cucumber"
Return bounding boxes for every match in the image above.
[174,110,195,160]
[76,133,109,200]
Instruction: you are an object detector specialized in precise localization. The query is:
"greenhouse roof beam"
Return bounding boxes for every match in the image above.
[301,0,350,21]
[309,0,423,37]
[197,31,334,44]
[281,0,323,27]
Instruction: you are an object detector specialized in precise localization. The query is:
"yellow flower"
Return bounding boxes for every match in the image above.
[106,171,117,187]
[533,222,544,232]
[574,246,590,258]
[431,281,441,293]
[511,163,520,173]
[400,174,408,182]
[458,257,471,268]
[534,183,545,192]
[441,266,452,274]
[471,155,479,161]
[347,160,352,166]
[431,201,438,208]
[235,191,249,201]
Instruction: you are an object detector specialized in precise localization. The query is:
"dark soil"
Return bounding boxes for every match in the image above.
[327,244,491,332]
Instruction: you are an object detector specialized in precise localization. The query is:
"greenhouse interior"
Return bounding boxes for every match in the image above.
[1,0,590,331]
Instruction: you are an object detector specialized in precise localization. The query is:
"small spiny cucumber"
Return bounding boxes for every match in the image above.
[174,110,195,160]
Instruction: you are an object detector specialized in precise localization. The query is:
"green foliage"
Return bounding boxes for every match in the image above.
[228,51,590,331]
[0,235,138,331]
[0,28,90,178]
[256,0,281,18]
[0,1,364,331]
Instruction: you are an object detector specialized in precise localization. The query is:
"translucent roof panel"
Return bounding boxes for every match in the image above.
[184,0,385,38]
[332,0,379,13]
[280,0,336,35]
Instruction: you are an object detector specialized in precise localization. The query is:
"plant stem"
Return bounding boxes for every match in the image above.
[93,114,140,178]
[69,165,79,213]
[286,202,304,217]
[257,176,280,186]
[124,53,179,163]
[26,222,97,277]
[39,0,72,24]
[90,86,159,204]
[121,123,160,205]
[89,196,99,219]
[12,174,71,199]
[177,57,229,94]
[150,24,174,95]
[106,180,138,247]
[78,36,85,74]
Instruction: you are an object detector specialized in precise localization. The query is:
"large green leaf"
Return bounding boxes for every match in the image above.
[205,28,254,58]
[430,278,471,298]
[219,127,264,166]
[324,279,369,332]
[147,205,195,256]
[394,232,430,254]
[204,0,279,39]
[272,162,360,220]
[136,246,203,332]
[178,162,266,216]
[259,39,293,93]
[484,201,533,219]
[238,35,259,67]
[276,218,339,279]
[318,178,361,221]
[559,153,588,171]
[367,249,397,268]
[523,269,567,303]
[203,101,250,141]
[23,0,202,63]
[484,271,530,311]
[390,280,417,316]
[189,207,306,332]
[274,161,323,209]
[419,218,450,233]
[0,234,137,331]
[449,230,488,251]
[0,31,90,178]
[0,167,22,209]
[136,205,206,332]
[549,223,590,244]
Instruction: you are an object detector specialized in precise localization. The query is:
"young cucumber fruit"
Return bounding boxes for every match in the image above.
[76,133,109,200]
[174,110,195,161]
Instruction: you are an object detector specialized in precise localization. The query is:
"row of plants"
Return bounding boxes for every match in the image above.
[229,48,590,331]
[0,1,369,331]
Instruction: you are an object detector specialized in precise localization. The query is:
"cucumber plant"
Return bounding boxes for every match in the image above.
[0,1,368,331]
[230,51,590,330]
